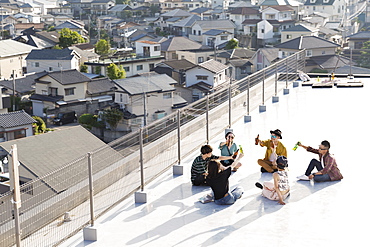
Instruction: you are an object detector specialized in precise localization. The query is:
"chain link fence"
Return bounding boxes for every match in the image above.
[0,50,305,247]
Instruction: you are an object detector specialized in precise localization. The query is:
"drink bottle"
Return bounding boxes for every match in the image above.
[239,145,244,154]
[232,149,239,159]
[293,141,301,151]
[255,134,259,145]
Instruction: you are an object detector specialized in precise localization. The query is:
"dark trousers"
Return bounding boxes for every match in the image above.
[305,159,323,176]
[305,159,331,182]
[192,174,207,186]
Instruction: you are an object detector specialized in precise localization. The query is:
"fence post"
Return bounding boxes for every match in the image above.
[206,93,209,143]
[83,152,97,241]
[228,80,232,128]
[259,69,266,112]
[244,76,251,122]
[293,53,300,87]
[284,58,290,95]
[135,128,147,203]
[272,64,279,103]
[10,144,21,247]
[173,110,183,175]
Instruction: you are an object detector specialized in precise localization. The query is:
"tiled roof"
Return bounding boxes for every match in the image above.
[159,59,196,70]
[0,110,36,128]
[160,37,203,51]
[37,69,91,85]
[0,71,47,94]
[198,59,228,73]
[275,36,339,49]
[87,77,115,95]
[25,48,76,60]
[203,29,231,36]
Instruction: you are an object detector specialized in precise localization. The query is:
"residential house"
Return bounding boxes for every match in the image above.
[202,29,234,47]
[113,73,186,131]
[250,47,279,72]
[20,3,42,15]
[0,39,37,80]
[274,36,349,72]
[152,59,196,84]
[90,0,115,15]
[160,36,205,60]
[46,4,74,16]
[55,20,88,37]
[0,71,47,108]
[159,0,209,13]
[189,7,212,20]
[303,0,346,22]
[228,7,260,32]
[0,125,123,195]
[345,31,370,61]
[172,14,201,36]
[0,85,11,114]
[26,48,81,74]
[155,9,191,31]
[0,110,36,142]
[211,48,255,80]
[107,4,132,18]
[280,23,319,43]
[29,69,114,117]
[85,40,164,77]
[53,15,74,26]
[185,59,229,101]
[14,23,45,36]
[189,19,236,43]
[14,27,58,49]
[256,5,296,46]
[176,47,215,64]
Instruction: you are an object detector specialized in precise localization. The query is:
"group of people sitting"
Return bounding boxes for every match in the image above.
[191,129,343,206]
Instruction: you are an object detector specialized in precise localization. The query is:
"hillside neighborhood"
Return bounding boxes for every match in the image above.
[0,0,369,144]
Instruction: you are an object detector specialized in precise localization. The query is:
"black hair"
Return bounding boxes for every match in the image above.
[321,140,330,149]
[276,156,288,170]
[207,160,222,179]
[200,145,213,155]
[225,132,234,139]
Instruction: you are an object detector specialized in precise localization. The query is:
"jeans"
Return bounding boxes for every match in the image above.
[214,186,244,205]
[305,159,331,182]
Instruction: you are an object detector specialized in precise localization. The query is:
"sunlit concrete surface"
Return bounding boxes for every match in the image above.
[60,79,369,247]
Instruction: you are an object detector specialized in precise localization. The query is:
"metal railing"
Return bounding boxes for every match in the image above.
[0,50,305,247]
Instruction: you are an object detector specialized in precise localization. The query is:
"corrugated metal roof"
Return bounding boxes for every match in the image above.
[0,39,36,57]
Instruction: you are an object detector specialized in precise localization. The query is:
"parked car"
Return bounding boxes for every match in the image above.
[53,111,77,125]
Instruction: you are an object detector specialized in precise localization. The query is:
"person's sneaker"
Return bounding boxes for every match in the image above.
[297,174,310,180]
[255,182,263,189]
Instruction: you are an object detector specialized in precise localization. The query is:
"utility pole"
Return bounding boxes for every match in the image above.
[12,70,15,111]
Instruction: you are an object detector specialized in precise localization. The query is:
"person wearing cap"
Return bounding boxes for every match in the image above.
[255,129,287,173]
[219,131,242,171]
[255,156,290,205]
[296,140,343,182]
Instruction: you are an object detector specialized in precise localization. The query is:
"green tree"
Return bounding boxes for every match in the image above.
[32,116,46,134]
[80,64,88,72]
[102,109,123,130]
[95,39,111,55]
[107,63,126,79]
[358,41,370,68]
[225,38,239,49]
[59,28,85,48]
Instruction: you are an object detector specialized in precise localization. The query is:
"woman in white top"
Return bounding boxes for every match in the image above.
[255,156,290,205]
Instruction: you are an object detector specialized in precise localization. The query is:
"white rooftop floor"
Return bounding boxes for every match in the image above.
[61,80,369,247]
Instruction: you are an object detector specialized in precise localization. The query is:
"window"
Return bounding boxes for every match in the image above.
[163,92,172,99]
[154,46,160,51]
[241,67,247,74]
[123,66,130,72]
[172,53,178,59]
[65,88,75,96]
[137,65,143,71]
[286,34,292,39]
[42,90,47,95]
[306,50,313,57]
[196,75,208,80]
[14,129,26,139]
[149,63,154,70]
[35,62,39,67]
[221,36,228,40]
[50,87,58,96]
[49,67,53,71]
[198,57,204,63]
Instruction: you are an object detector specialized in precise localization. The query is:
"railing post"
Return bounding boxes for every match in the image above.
[173,110,183,175]
[259,69,266,112]
[272,64,279,103]
[206,93,210,143]
[135,128,147,203]
[83,152,97,241]
[284,59,290,95]
[244,76,251,122]
[228,80,232,128]
[10,144,21,247]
